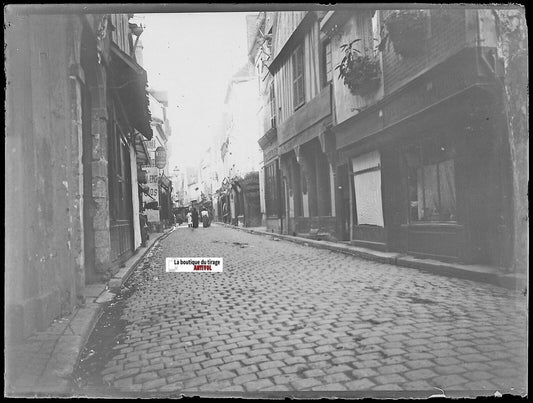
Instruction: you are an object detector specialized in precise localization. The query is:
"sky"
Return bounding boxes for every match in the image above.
[137,12,252,170]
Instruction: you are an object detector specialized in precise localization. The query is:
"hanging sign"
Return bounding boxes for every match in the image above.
[141,166,160,219]
[155,146,167,169]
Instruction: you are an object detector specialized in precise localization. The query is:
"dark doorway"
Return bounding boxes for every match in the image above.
[336,164,350,241]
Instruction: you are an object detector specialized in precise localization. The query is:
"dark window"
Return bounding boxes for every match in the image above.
[107,102,132,222]
[322,40,332,86]
[406,139,457,222]
[265,160,280,216]
[292,45,305,110]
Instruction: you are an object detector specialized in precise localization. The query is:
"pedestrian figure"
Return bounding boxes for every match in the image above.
[192,207,199,229]
[222,201,229,223]
[201,208,210,228]
[186,209,192,228]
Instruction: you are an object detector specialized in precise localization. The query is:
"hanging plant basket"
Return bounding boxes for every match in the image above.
[384,10,427,57]
[335,39,381,96]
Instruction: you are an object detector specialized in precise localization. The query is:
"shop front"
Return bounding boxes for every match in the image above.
[335,81,513,267]
[276,85,335,239]
[108,42,153,264]
[259,126,282,233]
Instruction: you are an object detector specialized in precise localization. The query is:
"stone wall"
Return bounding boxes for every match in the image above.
[5,13,85,340]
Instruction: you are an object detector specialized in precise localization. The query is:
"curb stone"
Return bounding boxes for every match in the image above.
[108,227,175,292]
[5,227,175,397]
[218,223,525,291]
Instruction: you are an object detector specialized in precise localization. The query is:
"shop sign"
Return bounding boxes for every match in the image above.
[146,208,160,223]
[155,147,167,169]
[141,166,160,210]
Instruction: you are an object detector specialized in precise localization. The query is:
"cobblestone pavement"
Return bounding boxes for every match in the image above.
[78,224,527,397]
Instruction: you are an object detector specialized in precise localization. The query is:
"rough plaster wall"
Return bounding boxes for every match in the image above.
[381,9,466,96]
[90,62,111,273]
[68,16,86,300]
[5,14,83,339]
[331,15,384,126]
[5,11,30,328]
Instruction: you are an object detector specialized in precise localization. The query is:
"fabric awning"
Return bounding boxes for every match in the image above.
[134,132,150,165]
[110,43,153,140]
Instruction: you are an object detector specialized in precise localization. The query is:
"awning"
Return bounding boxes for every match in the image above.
[134,131,150,165]
[110,43,153,140]
[159,174,172,190]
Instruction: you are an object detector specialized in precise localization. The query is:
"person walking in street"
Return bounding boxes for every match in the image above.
[186,209,192,228]
[222,200,229,223]
[201,208,210,228]
[191,207,199,229]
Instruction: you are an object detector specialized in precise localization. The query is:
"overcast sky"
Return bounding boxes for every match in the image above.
[138,12,252,170]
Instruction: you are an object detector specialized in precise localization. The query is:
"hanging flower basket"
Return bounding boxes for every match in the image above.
[384,10,427,57]
[335,39,381,96]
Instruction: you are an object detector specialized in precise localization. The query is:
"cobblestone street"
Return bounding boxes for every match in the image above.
[76,224,527,397]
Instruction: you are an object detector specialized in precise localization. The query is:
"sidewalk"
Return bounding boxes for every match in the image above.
[4,227,175,397]
[219,223,526,292]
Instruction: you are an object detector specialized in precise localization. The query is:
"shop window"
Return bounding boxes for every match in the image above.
[407,140,457,222]
[352,151,384,227]
[292,45,305,110]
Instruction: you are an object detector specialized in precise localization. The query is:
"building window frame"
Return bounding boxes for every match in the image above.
[265,160,280,217]
[406,138,457,223]
[292,44,305,111]
[321,38,332,87]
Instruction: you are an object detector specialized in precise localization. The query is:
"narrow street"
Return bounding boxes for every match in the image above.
[74,224,527,397]
[6,6,528,400]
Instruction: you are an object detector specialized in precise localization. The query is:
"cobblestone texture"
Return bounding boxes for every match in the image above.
[80,225,527,396]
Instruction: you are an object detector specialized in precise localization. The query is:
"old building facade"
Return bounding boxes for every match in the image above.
[213,62,263,227]
[255,7,525,279]
[139,89,173,232]
[5,10,153,340]
[326,8,514,267]
[257,11,337,238]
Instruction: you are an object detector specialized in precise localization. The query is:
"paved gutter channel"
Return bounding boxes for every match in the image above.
[72,284,136,395]
[71,229,175,397]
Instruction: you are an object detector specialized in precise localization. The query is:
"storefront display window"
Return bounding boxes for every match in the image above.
[407,139,457,222]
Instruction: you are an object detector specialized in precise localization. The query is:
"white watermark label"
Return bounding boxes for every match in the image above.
[166,258,223,272]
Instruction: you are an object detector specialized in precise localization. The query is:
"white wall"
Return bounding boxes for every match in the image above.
[130,146,142,249]
[226,78,263,177]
